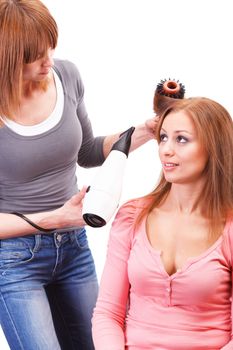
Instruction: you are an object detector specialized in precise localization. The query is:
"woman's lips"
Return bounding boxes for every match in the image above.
[163,162,179,170]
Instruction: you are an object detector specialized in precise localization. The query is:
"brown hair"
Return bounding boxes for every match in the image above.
[0,0,58,119]
[138,97,233,238]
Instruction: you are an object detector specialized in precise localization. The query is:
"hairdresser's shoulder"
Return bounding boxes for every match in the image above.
[53,58,82,81]
[53,59,84,99]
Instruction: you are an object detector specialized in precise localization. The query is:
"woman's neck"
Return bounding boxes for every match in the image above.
[162,181,205,215]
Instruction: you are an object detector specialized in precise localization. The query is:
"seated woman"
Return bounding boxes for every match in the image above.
[92,95,233,349]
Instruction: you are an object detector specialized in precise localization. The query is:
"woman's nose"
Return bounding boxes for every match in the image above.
[161,140,175,156]
[42,49,54,67]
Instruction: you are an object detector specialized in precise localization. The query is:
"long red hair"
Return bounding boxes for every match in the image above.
[0,0,58,120]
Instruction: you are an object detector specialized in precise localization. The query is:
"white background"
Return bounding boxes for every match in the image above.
[1,1,233,348]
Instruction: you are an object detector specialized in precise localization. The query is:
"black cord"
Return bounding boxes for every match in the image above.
[11,212,56,233]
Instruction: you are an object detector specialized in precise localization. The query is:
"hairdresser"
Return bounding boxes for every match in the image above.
[0,1,156,349]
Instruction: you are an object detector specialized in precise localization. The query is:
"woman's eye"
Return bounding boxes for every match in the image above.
[160,134,167,142]
[177,135,188,143]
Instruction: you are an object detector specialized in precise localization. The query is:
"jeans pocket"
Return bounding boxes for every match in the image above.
[74,228,89,250]
[0,236,35,270]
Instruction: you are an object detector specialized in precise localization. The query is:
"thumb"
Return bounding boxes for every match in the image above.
[70,186,88,204]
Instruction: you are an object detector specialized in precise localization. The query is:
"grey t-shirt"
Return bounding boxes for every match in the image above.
[0,59,105,213]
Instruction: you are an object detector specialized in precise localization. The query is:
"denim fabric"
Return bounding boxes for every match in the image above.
[0,228,98,350]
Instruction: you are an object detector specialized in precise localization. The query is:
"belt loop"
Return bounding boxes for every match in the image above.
[33,234,41,252]
[69,230,77,243]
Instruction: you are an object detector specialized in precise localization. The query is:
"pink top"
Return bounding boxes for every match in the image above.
[92,198,233,350]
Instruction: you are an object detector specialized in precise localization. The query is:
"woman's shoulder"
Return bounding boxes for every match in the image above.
[222,217,233,264]
[118,196,150,216]
[225,217,233,235]
[111,196,150,233]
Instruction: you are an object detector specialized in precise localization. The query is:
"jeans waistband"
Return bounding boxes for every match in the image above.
[0,227,85,249]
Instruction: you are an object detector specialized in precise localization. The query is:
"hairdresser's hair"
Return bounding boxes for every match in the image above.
[0,0,58,120]
[138,97,233,237]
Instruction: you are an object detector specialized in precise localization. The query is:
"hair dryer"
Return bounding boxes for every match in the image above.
[82,126,135,227]
[153,78,185,114]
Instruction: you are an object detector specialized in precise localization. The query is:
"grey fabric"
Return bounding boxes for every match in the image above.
[0,59,105,213]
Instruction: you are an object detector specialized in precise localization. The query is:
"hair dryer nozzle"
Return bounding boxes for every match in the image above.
[111,126,135,157]
[83,213,106,228]
[154,78,185,115]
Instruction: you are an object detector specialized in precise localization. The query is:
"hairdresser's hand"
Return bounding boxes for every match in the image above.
[129,116,159,152]
[55,187,87,228]
[145,115,160,139]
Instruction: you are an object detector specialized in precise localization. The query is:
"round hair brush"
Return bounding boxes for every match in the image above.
[153,78,185,114]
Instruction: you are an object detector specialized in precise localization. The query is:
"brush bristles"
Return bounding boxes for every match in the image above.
[153,78,185,114]
[156,79,185,99]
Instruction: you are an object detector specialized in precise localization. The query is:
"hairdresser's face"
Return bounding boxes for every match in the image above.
[159,111,208,185]
[23,48,55,82]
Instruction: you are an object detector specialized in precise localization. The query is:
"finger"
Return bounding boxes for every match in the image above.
[70,187,88,204]
[80,186,89,195]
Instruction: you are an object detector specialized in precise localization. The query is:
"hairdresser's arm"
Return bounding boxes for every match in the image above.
[92,201,137,349]
[102,116,158,158]
[0,187,86,239]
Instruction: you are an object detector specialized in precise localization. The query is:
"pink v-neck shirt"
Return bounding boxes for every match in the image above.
[92,198,233,349]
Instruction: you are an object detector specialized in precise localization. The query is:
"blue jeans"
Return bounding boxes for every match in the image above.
[0,228,98,350]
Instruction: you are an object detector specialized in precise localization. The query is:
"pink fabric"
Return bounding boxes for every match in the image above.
[92,198,233,349]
